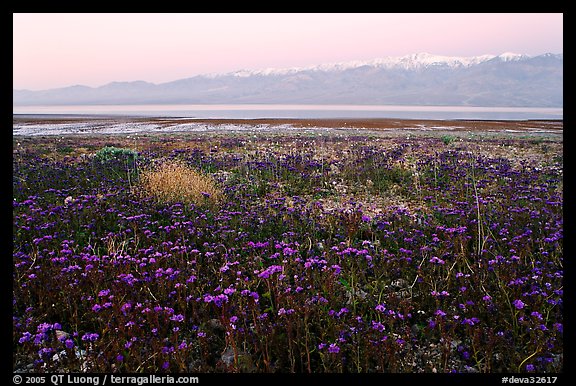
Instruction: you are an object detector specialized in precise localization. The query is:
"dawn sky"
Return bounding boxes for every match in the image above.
[13,13,563,90]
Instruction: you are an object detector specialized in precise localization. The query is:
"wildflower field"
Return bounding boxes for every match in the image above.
[13,126,563,373]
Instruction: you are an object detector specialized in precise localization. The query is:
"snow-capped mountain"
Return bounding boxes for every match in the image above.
[206,52,527,78]
[13,52,563,107]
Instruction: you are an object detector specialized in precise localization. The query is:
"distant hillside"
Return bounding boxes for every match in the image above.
[13,52,563,107]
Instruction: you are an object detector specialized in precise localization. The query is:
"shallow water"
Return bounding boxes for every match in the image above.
[12,104,563,120]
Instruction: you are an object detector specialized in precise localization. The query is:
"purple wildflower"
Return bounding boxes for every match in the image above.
[37,323,54,333]
[81,333,99,342]
[375,304,386,313]
[328,343,340,354]
[203,295,214,303]
[120,302,132,315]
[33,333,46,345]
[429,256,445,265]
[371,321,385,332]
[278,308,295,316]
[38,347,54,358]
[213,294,229,307]
[462,317,480,326]
[19,332,32,344]
[513,299,525,309]
[258,265,283,279]
[553,323,563,333]
[331,264,341,275]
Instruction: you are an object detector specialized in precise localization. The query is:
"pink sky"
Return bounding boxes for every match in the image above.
[13,13,563,90]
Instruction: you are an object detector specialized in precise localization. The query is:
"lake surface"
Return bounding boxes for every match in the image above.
[12,104,563,120]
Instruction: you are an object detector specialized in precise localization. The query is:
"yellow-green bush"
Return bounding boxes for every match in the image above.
[139,159,222,206]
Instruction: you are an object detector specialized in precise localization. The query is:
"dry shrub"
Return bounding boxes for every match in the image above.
[140,159,222,206]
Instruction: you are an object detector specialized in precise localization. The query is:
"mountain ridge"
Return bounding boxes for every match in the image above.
[208,52,533,78]
[13,52,563,107]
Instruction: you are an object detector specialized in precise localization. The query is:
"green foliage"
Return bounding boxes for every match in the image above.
[93,146,140,188]
[371,165,413,193]
[94,146,138,163]
[441,135,457,146]
[56,145,74,154]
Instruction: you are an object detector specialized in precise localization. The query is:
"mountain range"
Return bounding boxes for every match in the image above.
[13,52,563,107]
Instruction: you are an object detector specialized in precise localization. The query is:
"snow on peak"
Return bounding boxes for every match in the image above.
[294,52,506,71]
[496,52,527,62]
[376,52,495,69]
[206,52,535,78]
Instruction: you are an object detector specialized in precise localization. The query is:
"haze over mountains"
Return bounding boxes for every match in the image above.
[13,52,563,107]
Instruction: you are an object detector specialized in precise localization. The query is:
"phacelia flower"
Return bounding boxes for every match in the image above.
[328,343,340,354]
[513,299,525,309]
[65,339,74,349]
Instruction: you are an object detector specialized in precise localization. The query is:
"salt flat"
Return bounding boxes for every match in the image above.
[12,116,562,138]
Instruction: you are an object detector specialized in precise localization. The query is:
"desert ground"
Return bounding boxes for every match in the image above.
[13,116,563,137]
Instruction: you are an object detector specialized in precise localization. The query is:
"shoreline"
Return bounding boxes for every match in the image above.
[13,116,563,137]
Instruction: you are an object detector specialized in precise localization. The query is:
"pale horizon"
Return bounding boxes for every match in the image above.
[13,13,563,91]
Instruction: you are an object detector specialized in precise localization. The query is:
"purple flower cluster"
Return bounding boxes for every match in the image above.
[13,134,562,373]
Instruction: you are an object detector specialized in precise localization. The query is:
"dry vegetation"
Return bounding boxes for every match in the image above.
[139,159,222,206]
